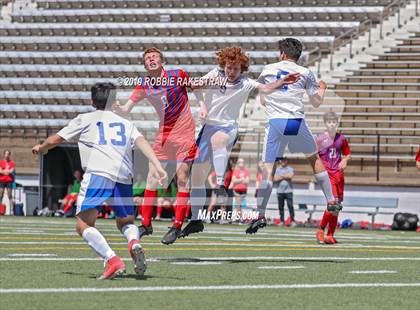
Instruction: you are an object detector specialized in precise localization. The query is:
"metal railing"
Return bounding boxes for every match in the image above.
[304,0,419,74]
[236,131,419,182]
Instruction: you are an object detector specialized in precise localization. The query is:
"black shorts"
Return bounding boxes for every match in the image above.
[0,182,13,189]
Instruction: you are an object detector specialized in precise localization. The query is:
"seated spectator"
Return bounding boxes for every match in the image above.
[60,170,82,217]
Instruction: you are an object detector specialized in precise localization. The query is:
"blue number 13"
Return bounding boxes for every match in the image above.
[96,122,126,146]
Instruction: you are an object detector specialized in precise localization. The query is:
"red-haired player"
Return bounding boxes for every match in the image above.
[315,112,351,244]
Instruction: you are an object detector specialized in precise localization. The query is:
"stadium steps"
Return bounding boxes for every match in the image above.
[36,0,396,10]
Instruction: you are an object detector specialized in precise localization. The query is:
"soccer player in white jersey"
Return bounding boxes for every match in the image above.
[179,46,300,237]
[245,38,341,234]
[32,82,167,279]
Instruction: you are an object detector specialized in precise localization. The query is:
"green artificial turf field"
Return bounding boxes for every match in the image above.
[0,216,419,310]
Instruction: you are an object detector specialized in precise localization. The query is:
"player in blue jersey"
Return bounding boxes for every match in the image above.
[32,82,167,279]
[245,38,341,235]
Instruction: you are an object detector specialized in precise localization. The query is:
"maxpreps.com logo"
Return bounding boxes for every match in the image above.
[197,209,259,222]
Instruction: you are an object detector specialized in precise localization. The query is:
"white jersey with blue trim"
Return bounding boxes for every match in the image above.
[57,110,143,184]
[203,68,260,127]
[258,60,319,119]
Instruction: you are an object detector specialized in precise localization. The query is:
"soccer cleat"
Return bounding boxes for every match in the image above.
[332,237,338,244]
[97,256,126,280]
[161,226,182,245]
[316,229,325,244]
[138,224,153,239]
[324,235,336,244]
[179,220,204,238]
[128,240,147,276]
[215,185,228,205]
[245,217,267,234]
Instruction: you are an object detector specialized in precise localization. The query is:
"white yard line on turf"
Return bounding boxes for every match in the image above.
[7,253,57,257]
[0,220,409,240]
[1,256,420,262]
[349,270,398,274]
[1,283,420,294]
[171,262,222,265]
[1,240,419,250]
[1,227,419,243]
[258,266,305,269]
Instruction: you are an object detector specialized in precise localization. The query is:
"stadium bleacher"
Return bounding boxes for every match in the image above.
[0,0,418,186]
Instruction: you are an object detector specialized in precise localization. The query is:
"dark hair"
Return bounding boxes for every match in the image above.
[278,38,303,61]
[323,111,339,123]
[91,82,117,110]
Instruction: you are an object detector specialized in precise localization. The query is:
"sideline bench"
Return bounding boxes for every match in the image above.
[267,194,398,228]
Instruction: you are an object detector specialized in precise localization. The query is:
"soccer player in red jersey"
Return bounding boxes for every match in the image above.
[116,47,200,245]
[415,147,420,171]
[315,112,351,244]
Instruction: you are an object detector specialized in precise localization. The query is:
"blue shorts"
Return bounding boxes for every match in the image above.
[262,118,317,163]
[76,173,134,218]
[195,124,238,163]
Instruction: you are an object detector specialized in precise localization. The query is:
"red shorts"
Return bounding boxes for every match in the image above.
[153,120,198,162]
[327,170,344,201]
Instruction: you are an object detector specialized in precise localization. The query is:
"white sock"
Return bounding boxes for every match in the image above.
[213,147,228,186]
[82,227,115,261]
[314,171,335,202]
[121,224,140,244]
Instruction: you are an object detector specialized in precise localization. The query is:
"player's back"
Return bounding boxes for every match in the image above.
[58,110,142,184]
[258,60,319,119]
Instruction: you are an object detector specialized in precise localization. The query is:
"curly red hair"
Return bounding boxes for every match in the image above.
[216,46,250,73]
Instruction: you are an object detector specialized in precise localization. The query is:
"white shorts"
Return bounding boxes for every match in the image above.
[262,118,317,163]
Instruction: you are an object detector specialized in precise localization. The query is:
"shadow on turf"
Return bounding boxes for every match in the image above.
[155,258,348,264]
[62,271,185,281]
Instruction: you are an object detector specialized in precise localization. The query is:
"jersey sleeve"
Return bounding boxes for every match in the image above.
[257,67,268,84]
[179,68,190,80]
[415,147,420,162]
[57,115,87,141]
[202,68,218,80]
[305,70,319,96]
[245,78,262,91]
[341,137,351,156]
[129,84,146,103]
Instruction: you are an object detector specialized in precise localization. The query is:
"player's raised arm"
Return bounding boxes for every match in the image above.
[308,76,327,108]
[256,72,301,94]
[32,134,65,155]
[114,86,146,115]
[134,136,167,185]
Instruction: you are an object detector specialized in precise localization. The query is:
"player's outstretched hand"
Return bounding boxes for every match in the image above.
[319,80,327,90]
[282,72,301,84]
[112,101,129,116]
[32,144,47,155]
[199,103,207,123]
[156,166,168,187]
